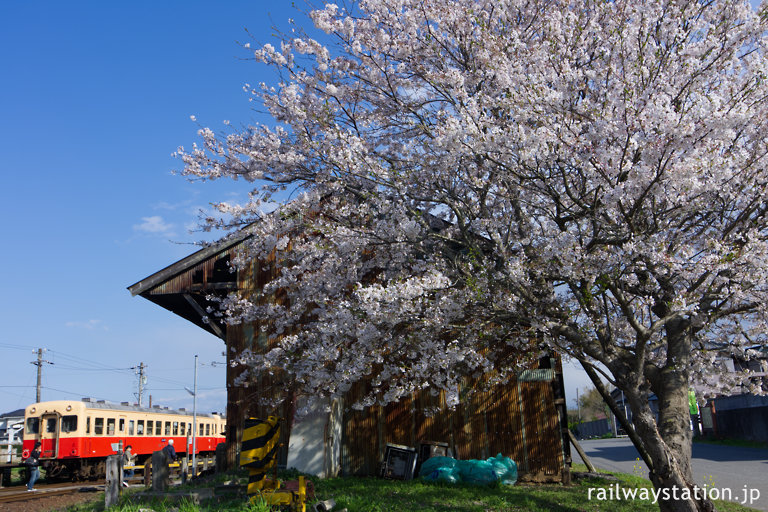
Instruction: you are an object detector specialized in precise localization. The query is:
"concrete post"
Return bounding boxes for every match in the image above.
[105,454,121,507]
[215,443,226,473]
[151,450,168,491]
[181,455,188,485]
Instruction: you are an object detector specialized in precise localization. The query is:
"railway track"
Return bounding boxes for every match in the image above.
[0,482,104,505]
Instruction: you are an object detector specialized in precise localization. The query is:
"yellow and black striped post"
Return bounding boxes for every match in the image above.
[239,416,306,511]
[239,416,281,495]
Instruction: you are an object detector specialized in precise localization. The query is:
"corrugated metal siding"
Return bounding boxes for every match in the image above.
[140,234,565,480]
[341,357,565,481]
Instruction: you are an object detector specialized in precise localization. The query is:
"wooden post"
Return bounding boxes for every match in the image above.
[105,454,121,507]
[151,450,168,491]
[0,467,11,487]
[144,457,152,488]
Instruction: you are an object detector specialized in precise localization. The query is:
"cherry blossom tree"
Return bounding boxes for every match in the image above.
[177,1,768,510]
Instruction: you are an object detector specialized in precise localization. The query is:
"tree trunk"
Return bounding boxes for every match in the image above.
[620,380,715,512]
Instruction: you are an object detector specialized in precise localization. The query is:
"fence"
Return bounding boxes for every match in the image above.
[0,442,22,464]
[572,418,611,439]
[702,394,768,443]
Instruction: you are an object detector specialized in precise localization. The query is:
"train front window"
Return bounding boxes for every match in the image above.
[26,417,39,434]
[61,415,77,433]
[107,418,115,435]
[95,418,104,435]
[137,420,144,435]
[46,418,56,433]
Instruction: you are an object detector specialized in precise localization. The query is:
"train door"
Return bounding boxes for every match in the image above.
[118,415,127,447]
[40,412,60,459]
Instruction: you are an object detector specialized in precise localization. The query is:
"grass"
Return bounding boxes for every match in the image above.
[54,465,761,512]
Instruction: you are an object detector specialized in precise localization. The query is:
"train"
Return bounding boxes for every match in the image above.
[22,399,226,480]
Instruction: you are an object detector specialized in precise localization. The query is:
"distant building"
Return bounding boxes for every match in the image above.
[1,410,25,464]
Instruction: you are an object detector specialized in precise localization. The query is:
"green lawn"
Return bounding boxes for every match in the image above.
[58,465,760,512]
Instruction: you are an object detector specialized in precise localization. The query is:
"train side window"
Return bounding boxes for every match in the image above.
[173,421,178,435]
[128,420,134,435]
[206,423,210,436]
[137,420,144,435]
[119,419,125,432]
[164,421,170,435]
[86,417,90,434]
[107,418,115,435]
[188,423,191,435]
[95,418,104,435]
[147,420,153,435]
[156,421,162,435]
[180,422,185,436]
[26,417,40,434]
[61,415,78,433]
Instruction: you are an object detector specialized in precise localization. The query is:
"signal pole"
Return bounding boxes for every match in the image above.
[30,348,52,403]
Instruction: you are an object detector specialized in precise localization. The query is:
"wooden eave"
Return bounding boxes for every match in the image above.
[127,230,253,340]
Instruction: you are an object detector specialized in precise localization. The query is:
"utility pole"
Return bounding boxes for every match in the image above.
[134,362,147,406]
[192,355,198,475]
[576,387,581,422]
[185,355,199,477]
[30,348,52,403]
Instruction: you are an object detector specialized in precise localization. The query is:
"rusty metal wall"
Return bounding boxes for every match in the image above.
[341,357,566,481]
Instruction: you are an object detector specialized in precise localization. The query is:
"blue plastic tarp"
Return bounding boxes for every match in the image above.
[419,454,517,486]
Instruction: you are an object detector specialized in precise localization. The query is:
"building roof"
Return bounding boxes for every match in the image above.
[127,229,252,339]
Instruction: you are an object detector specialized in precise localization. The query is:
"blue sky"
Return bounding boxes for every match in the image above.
[0,1,593,418]
[0,0,304,416]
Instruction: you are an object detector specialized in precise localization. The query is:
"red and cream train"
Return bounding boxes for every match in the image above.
[22,399,225,479]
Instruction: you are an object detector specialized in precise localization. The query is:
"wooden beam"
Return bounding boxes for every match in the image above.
[183,294,226,340]
[567,430,597,473]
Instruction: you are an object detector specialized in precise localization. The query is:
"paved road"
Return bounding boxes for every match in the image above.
[572,438,768,510]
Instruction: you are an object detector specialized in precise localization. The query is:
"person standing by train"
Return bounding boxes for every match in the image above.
[162,438,177,463]
[24,441,41,491]
[122,445,136,487]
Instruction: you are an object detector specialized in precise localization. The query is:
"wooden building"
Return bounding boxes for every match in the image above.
[128,230,572,482]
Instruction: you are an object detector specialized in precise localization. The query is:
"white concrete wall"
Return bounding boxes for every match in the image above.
[286,397,342,478]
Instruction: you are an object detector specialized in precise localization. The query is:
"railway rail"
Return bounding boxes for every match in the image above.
[0,481,103,505]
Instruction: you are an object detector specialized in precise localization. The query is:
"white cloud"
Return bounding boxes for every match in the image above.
[65,319,108,331]
[133,216,175,235]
